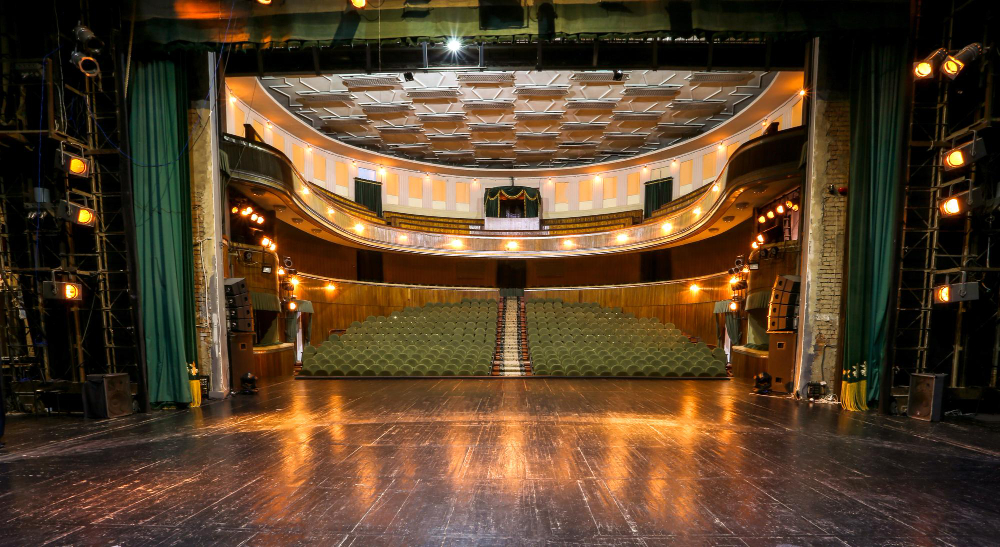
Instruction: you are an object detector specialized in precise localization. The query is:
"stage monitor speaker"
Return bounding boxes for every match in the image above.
[224,277,248,296]
[908,373,946,421]
[82,373,133,419]
[226,293,251,308]
[228,318,253,332]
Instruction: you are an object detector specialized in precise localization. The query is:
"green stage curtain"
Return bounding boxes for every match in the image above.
[843,37,907,408]
[483,186,541,218]
[354,177,382,216]
[130,59,197,405]
[644,177,673,218]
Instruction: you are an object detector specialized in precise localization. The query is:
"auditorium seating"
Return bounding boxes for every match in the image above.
[526,299,728,377]
[299,299,497,376]
[541,210,643,235]
[384,211,484,235]
[312,185,387,225]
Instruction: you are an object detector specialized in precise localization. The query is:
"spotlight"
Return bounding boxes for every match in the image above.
[57,150,91,177]
[799,89,807,97]
[288,300,298,311]
[277,267,286,276]
[776,205,785,214]
[729,276,739,285]
[741,266,750,274]
[269,243,277,252]
[241,207,252,216]
[942,43,983,80]
[57,200,97,227]
[350,0,367,8]
[943,138,986,170]
[42,280,83,301]
[766,210,775,219]
[751,241,760,250]
[756,234,764,243]
[792,204,799,212]
[325,283,337,291]
[785,200,793,208]
[711,184,720,192]
[933,281,979,304]
[256,0,273,4]
[938,187,984,216]
[729,301,739,312]
[231,206,239,214]
[69,50,99,77]
[72,24,103,53]
[250,213,259,222]
[256,216,265,225]
[261,237,272,247]
[447,39,462,53]
[913,48,947,79]
[758,215,767,223]
[290,277,300,287]
[283,257,294,268]
[689,284,700,293]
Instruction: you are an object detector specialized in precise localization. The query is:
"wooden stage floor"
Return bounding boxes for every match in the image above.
[2,378,1000,546]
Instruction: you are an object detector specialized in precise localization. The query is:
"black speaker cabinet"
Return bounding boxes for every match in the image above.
[908,373,946,421]
[227,304,252,319]
[224,277,248,296]
[226,293,251,308]
[82,373,133,419]
[229,332,256,382]
[228,318,253,332]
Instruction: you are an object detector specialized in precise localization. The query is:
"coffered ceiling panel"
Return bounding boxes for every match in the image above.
[262,70,775,168]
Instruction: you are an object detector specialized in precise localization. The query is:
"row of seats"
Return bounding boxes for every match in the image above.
[385,211,483,235]
[527,300,728,377]
[300,299,498,376]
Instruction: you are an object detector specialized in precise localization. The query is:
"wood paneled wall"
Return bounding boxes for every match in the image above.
[526,273,730,344]
[297,277,499,344]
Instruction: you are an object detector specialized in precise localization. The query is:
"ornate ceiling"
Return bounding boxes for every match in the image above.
[262,70,774,168]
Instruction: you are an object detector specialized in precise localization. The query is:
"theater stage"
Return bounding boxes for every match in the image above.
[2,379,999,546]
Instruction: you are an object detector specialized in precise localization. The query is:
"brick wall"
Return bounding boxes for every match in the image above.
[189,109,214,375]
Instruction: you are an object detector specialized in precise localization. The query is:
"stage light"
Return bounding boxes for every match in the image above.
[506,241,518,251]
[288,301,298,311]
[354,223,365,233]
[776,205,785,214]
[57,200,97,227]
[350,0,366,7]
[42,280,83,301]
[325,283,337,291]
[934,281,979,304]
[942,43,982,80]
[241,207,252,216]
[257,0,272,4]
[711,184,720,192]
[729,276,738,284]
[261,237,272,247]
[290,277,300,287]
[229,95,238,104]
[751,241,760,250]
[938,187,984,216]
[785,200,793,208]
[269,242,277,252]
[57,150,91,177]
[689,284,700,293]
[256,216,264,224]
[616,233,628,243]
[766,210,775,219]
[277,267,286,276]
[943,138,986,171]
[792,204,799,211]
[231,206,239,214]
[70,51,99,77]
[799,89,807,97]
[450,239,464,249]
[301,187,310,195]
[693,207,701,216]
[447,39,462,52]
[378,167,387,177]
[250,213,259,222]
[717,144,725,152]
[758,215,766,223]
[741,266,750,274]
[563,239,575,248]
[661,222,672,233]
[756,234,764,243]
[913,48,947,79]
[729,301,739,311]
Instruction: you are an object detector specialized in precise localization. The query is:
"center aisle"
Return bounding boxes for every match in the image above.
[493,296,531,376]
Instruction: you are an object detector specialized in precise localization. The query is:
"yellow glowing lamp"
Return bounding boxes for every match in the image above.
[241,207,252,216]
[288,301,298,311]
[398,235,408,242]
[758,215,767,223]
[756,233,765,243]
[250,213,259,222]
[64,284,80,299]
[940,197,961,216]
[269,243,277,252]
[277,267,286,276]
[256,216,264,224]
[616,233,628,243]
[506,241,518,251]
[751,241,760,250]
[776,205,785,214]
[766,210,775,219]
[290,277,300,287]
[914,62,933,78]
[937,286,950,303]
[354,223,365,233]
[661,222,672,233]
[43,281,83,301]
[325,283,337,291]
[711,184,720,192]
[689,284,700,293]
[231,206,239,214]
[693,207,702,216]
[792,204,799,212]
[76,208,95,225]
[68,157,88,175]
[785,200,793,208]
[945,150,965,169]
[942,58,964,77]
[741,266,750,274]
[563,239,575,248]
[450,239,463,249]
[729,301,738,311]
[729,276,738,285]
[261,237,272,247]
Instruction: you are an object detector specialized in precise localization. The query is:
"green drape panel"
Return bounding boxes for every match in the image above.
[354,178,382,217]
[130,59,197,405]
[725,312,742,348]
[483,186,540,218]
[643,177,673,217]
[844,37,907,402]
[285,312,298,343]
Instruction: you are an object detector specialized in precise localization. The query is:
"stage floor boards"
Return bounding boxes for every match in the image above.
[2,378,1000,546]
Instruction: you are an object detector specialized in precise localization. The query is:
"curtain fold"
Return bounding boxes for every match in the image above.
[483,186,540,218]
[643,177,673,218]
[354,177,382,217]
[130,58,197,405]
[843,37,907,407]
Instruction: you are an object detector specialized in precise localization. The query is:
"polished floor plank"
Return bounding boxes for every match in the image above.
[2,378,1000,546]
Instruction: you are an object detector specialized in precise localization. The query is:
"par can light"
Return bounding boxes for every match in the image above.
[943,138,986,171]
[933,281,979,304]
[42,280,83,301]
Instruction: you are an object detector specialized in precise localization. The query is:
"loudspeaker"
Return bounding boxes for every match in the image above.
[768,316,798,331]
[768,303,799,317]
[224,277,248,296]
[227,305,252,319]
[908,373,946,421]
[226,293,251,308]
[82,373,133,419]
[773,275,801,293]
[767,332,797,393]
[769,290,797,305]
[229,332,255,381]
[228,318,253,332]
